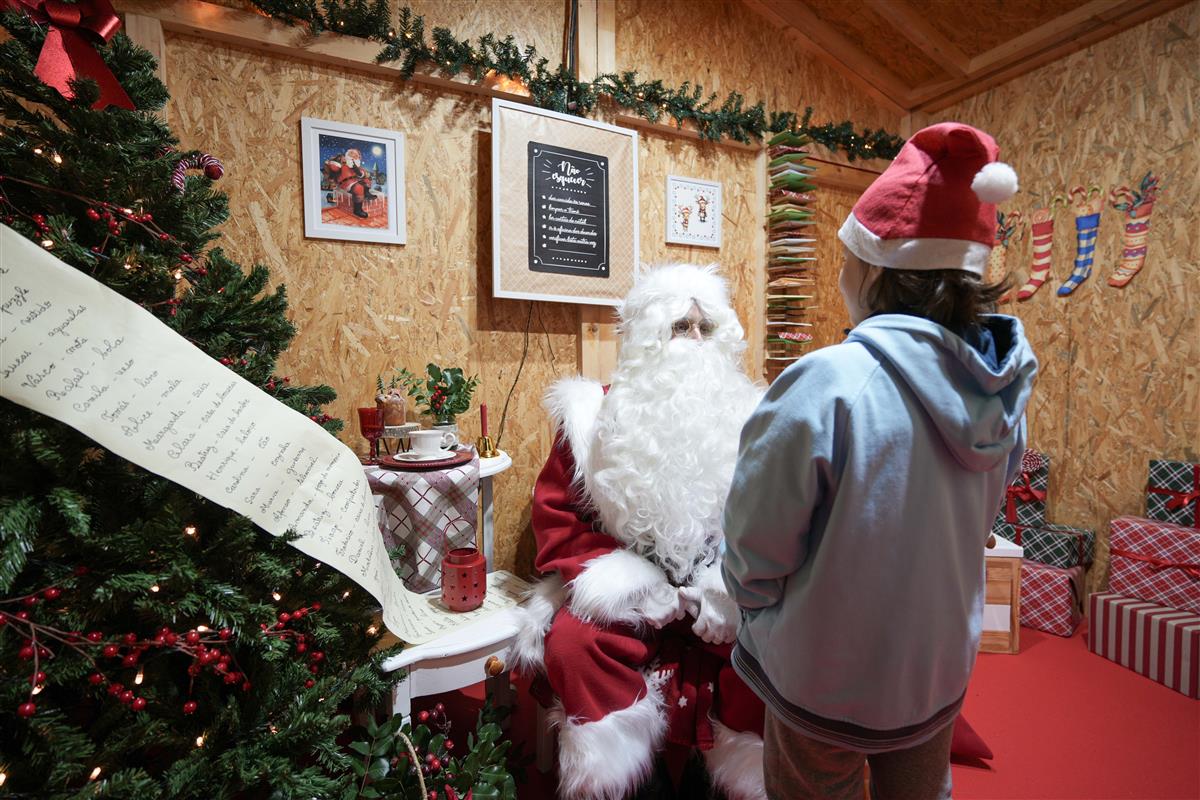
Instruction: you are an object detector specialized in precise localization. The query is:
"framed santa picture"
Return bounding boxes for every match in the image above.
[300,117,406,245]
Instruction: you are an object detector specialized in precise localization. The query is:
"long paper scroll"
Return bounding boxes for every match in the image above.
[0,225,521,644]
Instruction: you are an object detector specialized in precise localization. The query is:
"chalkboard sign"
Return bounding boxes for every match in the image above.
[528,141,609,278]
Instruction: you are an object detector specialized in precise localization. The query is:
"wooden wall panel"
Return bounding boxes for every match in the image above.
[941,3,1200,591]
[160,0,898,576]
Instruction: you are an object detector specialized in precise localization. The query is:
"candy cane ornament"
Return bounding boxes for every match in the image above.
[1057,185,1103,297]
[1017,196,1065,301]
[171,152,225,192]
[1108,172,1161,288]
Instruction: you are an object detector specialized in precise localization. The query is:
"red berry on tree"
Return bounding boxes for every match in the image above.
[37,646,50,658]
[31,213,45,225]
[296,642,307,653]
[88,673,104,685]
[22,596,37,607]
[185,631,200,644]
[122,633,137,645]
[304,679,315,688]
[164,632,178,645]
[18,645,35,660]
[445,740,454,751]
[180,253,193,263]
[241,681,252,691]
[86,208,101,221]
[309,664,319,674]
[16,611,29,620]
[183,700,198,714]
[311,602,321,610]
[107,682,124,696]
[119,690,134,704]
[102,644,119,658]
[122,653,138,667]
[31,671,47,685]
[132,697,147,711]
[310,651,324,662]
[278,612,291,624]
[86,631,103,642]
[434,702,445,713]
[430,758,441,771]
[158,233,170,241]
[43,587,61,600]
[218,628,232,640]
[418,710,430,723]
[17,702,36,718]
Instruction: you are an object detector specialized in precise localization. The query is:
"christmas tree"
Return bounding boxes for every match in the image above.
[0,11,403,797]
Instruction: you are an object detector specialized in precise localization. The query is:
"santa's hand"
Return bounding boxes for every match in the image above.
[635,583,687,629]
[680,577,739,645]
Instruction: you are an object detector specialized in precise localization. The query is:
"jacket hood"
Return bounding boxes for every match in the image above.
[847,314,1037,472]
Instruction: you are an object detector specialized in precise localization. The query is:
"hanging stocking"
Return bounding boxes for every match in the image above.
[1108,172,1161,288]
[1057,186,1103,297]
[1017,198,1063,301]
[985,210,1022,302]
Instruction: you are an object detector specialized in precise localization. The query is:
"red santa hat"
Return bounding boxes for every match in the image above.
[837,122,1019,275]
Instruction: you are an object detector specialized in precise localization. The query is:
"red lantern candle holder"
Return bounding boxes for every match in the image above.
[441,547,487,612]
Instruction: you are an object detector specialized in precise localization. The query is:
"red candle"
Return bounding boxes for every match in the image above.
[480,403,488,437]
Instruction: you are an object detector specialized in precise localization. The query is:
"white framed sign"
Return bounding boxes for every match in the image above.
[491,99,639,306]
[300,117,406,245]
[666,175,721,248]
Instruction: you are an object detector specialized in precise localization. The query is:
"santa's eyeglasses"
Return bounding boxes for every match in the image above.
[670,318,718,338]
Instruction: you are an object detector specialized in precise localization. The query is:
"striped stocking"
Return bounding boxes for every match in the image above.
[1108,172,1161,288]
[1057,186,1103,297]
[1017,204,1058,301]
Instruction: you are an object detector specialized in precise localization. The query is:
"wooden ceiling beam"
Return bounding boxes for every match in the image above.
[861,0,971,77]
[742,0,911,110]
[966,0,1128,74]
[913,0,1189,112]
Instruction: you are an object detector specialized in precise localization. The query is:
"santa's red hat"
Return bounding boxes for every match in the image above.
[838,122,1018,275]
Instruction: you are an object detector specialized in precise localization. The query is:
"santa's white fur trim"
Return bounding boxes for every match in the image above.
[690,560,728,592]
[971,161,1019,204]
[704,719,768,800]
[568,549,672,626]
[552,685,667,800]
[543,376,604,482]
[508,574,565,674]
[838,213,991,275]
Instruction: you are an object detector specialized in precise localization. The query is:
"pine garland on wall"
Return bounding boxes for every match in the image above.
[249,0,905,159]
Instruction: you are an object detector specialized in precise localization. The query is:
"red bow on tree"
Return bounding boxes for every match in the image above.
[3,0,134,110]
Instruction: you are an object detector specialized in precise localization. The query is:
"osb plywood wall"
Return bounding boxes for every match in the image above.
[162,0,897,576]
[941,3,1200,591]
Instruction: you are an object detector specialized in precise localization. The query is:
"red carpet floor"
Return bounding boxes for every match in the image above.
[424,625,1199,799]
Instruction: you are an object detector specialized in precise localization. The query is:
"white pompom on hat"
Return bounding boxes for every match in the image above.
[838,122,1019,275]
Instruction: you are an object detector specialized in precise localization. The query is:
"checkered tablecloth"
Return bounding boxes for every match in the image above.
[365,451,480,593]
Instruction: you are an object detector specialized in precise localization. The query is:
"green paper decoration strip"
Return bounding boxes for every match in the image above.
[249,0,904,159]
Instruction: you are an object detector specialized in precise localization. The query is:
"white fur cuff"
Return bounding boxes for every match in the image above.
[553,685,667,800]
[509,575,565,674]
[569,550,673,626]
[704,719,768,800]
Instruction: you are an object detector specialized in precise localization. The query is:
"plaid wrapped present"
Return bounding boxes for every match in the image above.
[1109,516,1200,614]
[1146,459,1200,528]
[1020,561,1085,636]
[1089,592,1200,699]
[996,521,1094,568]
[992,449,1048,531]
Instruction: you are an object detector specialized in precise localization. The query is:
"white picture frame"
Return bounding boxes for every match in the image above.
[665,175,721,248]
[491,99,639,306]
[300,117,406,245]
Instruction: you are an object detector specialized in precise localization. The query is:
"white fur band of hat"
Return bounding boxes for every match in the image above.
[838,122,1019,275]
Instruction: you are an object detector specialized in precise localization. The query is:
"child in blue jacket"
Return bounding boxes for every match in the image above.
[722,123,1038,800]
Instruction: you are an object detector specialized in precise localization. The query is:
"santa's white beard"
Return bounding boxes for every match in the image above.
[584,339,762,584]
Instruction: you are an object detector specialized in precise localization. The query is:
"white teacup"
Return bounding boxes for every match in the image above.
[408,428,458,457]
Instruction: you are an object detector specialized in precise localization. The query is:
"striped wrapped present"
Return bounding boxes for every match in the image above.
[1089,592,1200,699]
[1146,459,1200,528]
[1109,516,1200,614]
[1020,561,1085,636]
[996,521,1093,569]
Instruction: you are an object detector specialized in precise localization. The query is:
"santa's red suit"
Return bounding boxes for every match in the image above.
[514,264,769,800]
[323,152,372,217]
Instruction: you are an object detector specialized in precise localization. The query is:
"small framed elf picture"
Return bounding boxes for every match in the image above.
[665,175,721,248]
[300,117,406,245]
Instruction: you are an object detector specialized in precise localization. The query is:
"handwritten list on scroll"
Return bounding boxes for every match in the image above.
[527,141,609,277]
[0,225,523,644]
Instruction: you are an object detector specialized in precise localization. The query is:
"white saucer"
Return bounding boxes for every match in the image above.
[395,450,455,462]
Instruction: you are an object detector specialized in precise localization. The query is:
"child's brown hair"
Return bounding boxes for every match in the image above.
[862,268,1012,331]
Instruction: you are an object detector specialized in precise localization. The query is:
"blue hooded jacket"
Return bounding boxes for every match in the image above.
[722,313,1037,747]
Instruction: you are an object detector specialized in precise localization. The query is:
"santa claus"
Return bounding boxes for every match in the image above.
[514,264,769,800]
[323,148,373,219]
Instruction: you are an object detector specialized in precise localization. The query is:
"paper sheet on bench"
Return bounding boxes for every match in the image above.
[0,225,522,644]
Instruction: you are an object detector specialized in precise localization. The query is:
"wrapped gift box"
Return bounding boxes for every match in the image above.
[1089,592,1200,699]
[996,521,1093,569]
[1109,516,1200,614]
[1020,561,1085,636]
[1146,459,1200,528]
[992,449,1048,531]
